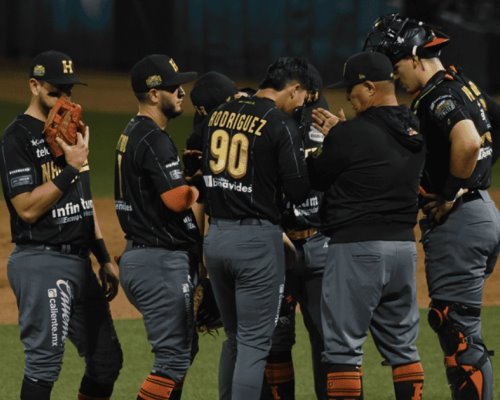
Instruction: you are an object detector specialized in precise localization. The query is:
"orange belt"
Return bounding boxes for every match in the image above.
[286,228,317,241]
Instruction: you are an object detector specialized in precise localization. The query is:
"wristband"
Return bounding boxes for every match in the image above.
[442,174,468,201]
[52,165,79,192]
[91,238,111,264]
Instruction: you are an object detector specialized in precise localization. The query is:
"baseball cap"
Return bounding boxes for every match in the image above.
[30,50,85,85]
[131,54,197,93]
[190,71,239,115]
[329,51,394,89]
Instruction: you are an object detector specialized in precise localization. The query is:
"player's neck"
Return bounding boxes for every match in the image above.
[25,100,47,122]
[137,105,168,130]
[255,88,278,103]
[420,57,445,87]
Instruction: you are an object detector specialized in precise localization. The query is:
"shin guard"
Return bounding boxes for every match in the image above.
[428,301,493,400]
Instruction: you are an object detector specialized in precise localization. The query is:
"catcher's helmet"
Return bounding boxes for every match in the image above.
[363,13,450,64]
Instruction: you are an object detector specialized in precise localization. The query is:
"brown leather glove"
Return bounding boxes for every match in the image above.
[43,97,85,158]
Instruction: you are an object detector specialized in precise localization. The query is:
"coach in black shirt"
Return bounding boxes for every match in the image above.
[308,52,425,400]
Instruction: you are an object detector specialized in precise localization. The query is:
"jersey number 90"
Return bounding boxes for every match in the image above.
[210,129,249,179]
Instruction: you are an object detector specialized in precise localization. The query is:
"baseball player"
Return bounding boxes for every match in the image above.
[187,71,309,399]
[261,81,330,400]
[201,57,314,400]
[0,50,123,400]
[365,14,500,400]
[309,51,425,400]
[114,54,201,400]
[184,71,243,185]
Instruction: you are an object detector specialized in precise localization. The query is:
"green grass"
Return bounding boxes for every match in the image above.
[0,308,499,399]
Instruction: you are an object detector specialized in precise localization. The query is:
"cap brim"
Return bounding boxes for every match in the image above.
[164,71,198,86]
[43,76,87,86]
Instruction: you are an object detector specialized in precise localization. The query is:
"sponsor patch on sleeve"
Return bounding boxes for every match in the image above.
[431,96,457,120]
[10,175,33,188]
[169,169,183,180]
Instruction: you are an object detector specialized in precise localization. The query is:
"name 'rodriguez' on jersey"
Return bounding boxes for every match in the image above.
[201,96,310,224]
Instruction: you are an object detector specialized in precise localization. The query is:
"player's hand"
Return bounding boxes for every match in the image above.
[312,107,345,135]
[422,189,468,224]
[56,126,89,170]
[99,261,119,302]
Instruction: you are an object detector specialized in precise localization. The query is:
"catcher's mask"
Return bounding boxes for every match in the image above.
[363,13,450,64]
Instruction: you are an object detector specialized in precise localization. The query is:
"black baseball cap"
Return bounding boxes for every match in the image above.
[30,50,85,85]
[329,51,394,89]
[190,71,239,114]
[131,54,197,93]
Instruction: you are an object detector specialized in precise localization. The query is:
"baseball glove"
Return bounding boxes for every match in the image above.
[43,97,85,158]
[193,277,223,334]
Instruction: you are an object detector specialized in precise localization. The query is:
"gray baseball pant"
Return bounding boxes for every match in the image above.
[119,246,194,382]
[204,218,285,400]
[322,240,421,367]
[7,246,122,384]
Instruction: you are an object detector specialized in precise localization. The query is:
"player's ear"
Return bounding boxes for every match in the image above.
[147,89,161,104]
[29,78,42,96]
[365,81,376,95]
[289,82,301,99]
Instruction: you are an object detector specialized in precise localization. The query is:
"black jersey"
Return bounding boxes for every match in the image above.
[411,68,493,194]
[309,105,425,243]
[0,114,94,246]
[201,96,310,224]
[114,116,199,249]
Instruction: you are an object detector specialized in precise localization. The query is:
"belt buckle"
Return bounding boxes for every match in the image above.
[287,228,317,241]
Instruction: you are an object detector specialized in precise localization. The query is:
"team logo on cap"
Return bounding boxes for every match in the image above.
[169,58,179,72]
[61,60,74,74]
[358,73,366,79]
[146,75,162,88]
[33,65,46,77]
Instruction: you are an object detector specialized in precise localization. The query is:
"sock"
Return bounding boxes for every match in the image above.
[392,362,424,400]
[78,374,114,400]
[21,376,53,400]
[137,373,177,400]
[262,351,295,399]
[326,364,362,400]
